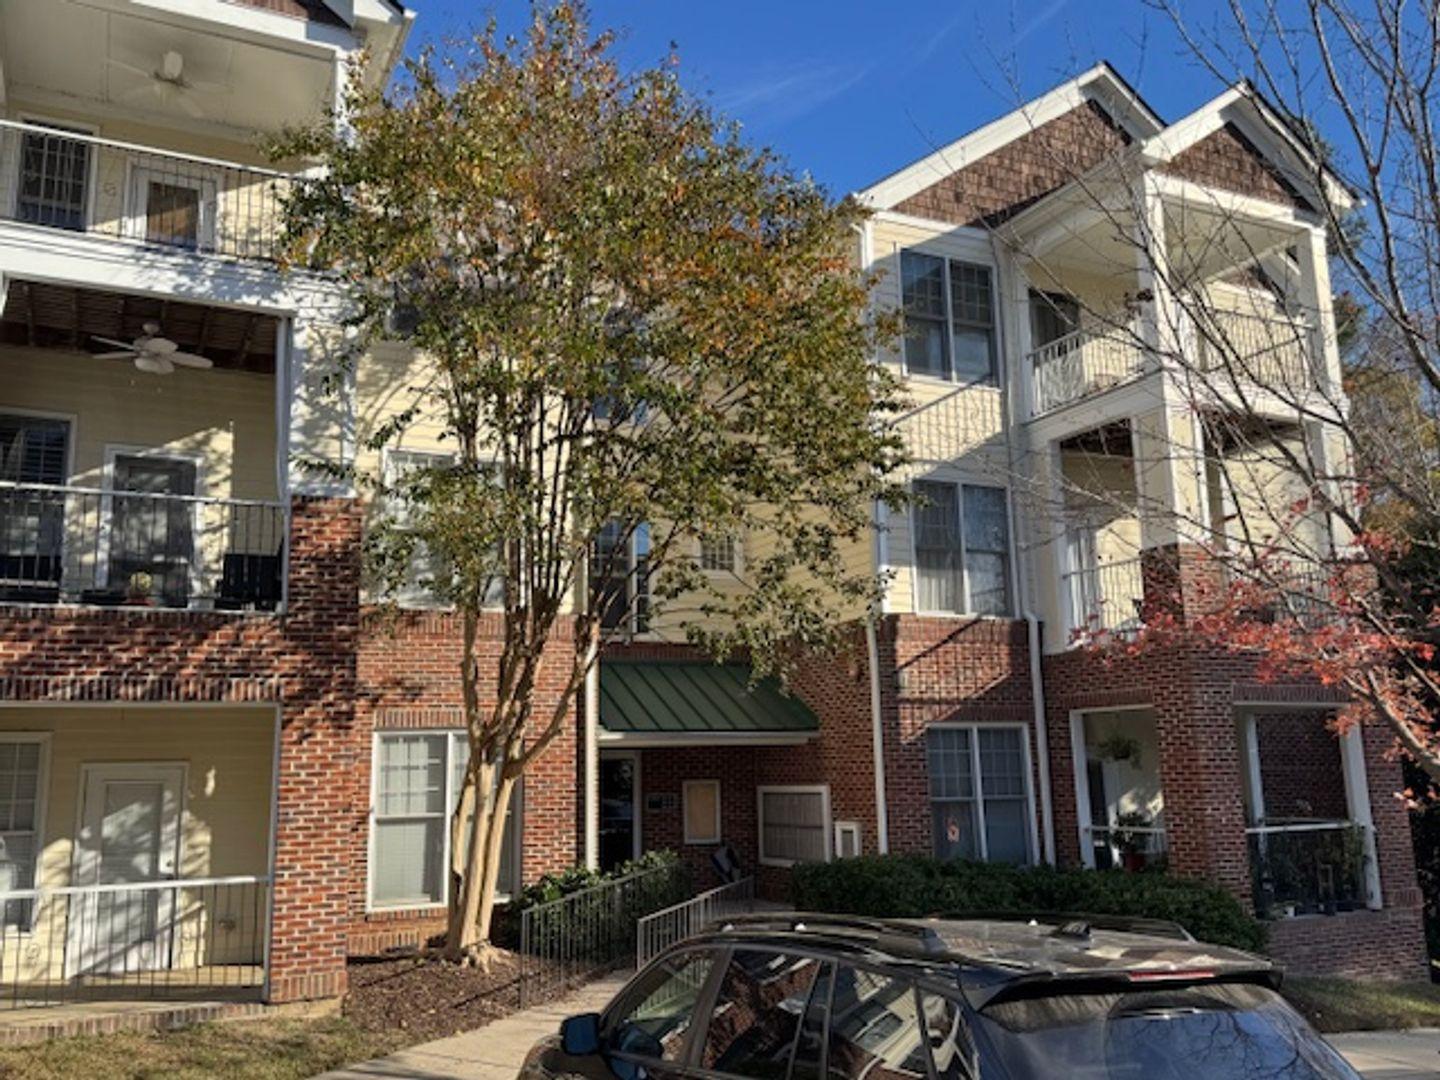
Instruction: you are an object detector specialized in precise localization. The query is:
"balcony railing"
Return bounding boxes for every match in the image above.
[1030,323,1149,416]
[1246,820,1370,918]
[1196,311,1316,395]
[0,876,268,1009]
[0,481,287,612]
[1062,556,1145,639]
[0,118,295,262]
[1083,823,1168,872]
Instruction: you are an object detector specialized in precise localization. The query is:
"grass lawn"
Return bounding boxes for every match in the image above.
[1284,976,1440,1033]
[0,1016,411,1080]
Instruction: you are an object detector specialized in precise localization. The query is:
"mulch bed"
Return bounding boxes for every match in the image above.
[343,950,538,1043]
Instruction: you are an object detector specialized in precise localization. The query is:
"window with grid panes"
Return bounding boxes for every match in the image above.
[0,740,44,928]
[371,732,518,907]
[900,253,996,384]
[699,533,737,573]
[758,787,829,866]
[16,123,91,231]
[926,727,1032,865]
[912,481,1011,615]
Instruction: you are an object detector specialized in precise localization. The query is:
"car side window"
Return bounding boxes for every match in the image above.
[607,949,716,1066]
[698,950,822,1079]
[827,965,927,1080]
[918,991,977,1080]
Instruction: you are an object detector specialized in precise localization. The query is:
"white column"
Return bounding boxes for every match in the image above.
[1339,725,1383,909]
[286,315,355,497]
[1069,712,1095,868]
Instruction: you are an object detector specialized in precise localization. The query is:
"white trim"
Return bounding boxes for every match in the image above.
[908,477,1016,617]
[596,730,816,748]
[833,820,862,859]
[1068,704,1158,869]
[0,732,50,933]
[7,114,101,232]
[756,784,832,868]
[681,779,721,846]
[1338,726,1382,909]
[926,721,1039,864]
[125,163,220,253]
[858,63,1164,210]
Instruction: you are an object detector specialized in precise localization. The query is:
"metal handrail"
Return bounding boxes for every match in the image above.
[0,118,292,179]
[0,480,285,510]
[1245,820,1363,835]
[0,874,270,901]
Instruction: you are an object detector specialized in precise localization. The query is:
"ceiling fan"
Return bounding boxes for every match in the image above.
[108,50,222,119]
[92,323,213,375]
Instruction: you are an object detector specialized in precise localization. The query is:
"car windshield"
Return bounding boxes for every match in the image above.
[972,980,1361,1079]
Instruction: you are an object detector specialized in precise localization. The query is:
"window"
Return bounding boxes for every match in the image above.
[758,786,830,867]
[700,534,738,574]
[900,252,996,384]
[834,821,861,859]
[683,780,721,844]
[700,950,822,1078]
[0,737,46,929]
[927,726,1032,865]
[912,481,1011,616]
[592,520,650,635]
[16,123,90,231]
[609,949,716,1065]
[1028,290,1079,349]
[828,966,927,1080]
[370,731,519,909]
[0,415,69,595]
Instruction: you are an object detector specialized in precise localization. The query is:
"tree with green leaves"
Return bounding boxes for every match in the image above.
[272,2,906,964]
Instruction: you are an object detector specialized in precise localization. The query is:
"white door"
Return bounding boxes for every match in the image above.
[68,764,184,977]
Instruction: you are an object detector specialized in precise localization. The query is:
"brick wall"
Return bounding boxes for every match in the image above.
[0,495,362,1004]
[1254,711,1348,820]
[896,100,1131,227]
[350,609,580,955]
[1160,122,1312,211]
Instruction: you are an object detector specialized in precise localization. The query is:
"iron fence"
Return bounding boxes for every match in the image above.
[0,481,287,612]
[636,877,755,969]
[0,875,268,1009]
[0,118,296,262]
[517,861,688,1006]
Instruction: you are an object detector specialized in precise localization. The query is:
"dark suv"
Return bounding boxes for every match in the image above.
[520,913,1360,1080]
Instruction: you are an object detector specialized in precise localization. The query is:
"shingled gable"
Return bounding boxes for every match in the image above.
[855,63,1165,226]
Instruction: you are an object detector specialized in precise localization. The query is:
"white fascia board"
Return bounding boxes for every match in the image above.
[128,0,357,53]
[596,730,817,749]
[856,63,1164,211]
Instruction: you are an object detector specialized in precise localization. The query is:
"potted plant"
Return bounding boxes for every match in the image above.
[124,571,154,607]
[1094,733,1141,765]
[1112,810,1152,872]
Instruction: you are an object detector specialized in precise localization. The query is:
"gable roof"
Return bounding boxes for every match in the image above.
[857,62,1166,211]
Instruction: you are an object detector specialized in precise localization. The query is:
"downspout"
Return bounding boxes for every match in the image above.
[855,217,890,855]
[583,633,600,870]
[992,234,1057,865]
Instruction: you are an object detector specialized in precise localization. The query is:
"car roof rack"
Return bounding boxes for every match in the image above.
[712,912,949,959]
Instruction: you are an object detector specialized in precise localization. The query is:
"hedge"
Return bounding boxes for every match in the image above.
[790,855,1266,952]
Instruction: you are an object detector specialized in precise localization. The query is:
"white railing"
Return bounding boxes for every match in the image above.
[1030,323,1149,415]
[1062,556,1145,638]
[636,877,756,968]
[1083,824,1168,871]
[0,875,269,1008]
[0,118,297,262]
[0,481,287,612]
[1197,311,1316,395]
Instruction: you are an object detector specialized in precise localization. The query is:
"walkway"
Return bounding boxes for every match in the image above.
[315,971,631,1080]
[1331,1029,1440,1079]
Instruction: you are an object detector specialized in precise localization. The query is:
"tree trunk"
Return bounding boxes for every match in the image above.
[445,756,498,962]
[472,771,519,960]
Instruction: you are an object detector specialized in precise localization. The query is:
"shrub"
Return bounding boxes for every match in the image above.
[790,855,1266,952]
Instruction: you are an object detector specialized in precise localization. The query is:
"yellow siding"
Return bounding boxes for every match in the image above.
[0,706,273,981]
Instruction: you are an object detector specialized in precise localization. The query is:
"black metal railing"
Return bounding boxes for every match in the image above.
[0,876,268,1009]
[0,118,296,262]
[517,861,689,1006]
[1247,821,1370,918]
[0,482,287,612]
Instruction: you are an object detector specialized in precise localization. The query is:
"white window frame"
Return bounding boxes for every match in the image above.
[698,533,741,575]
[367,729,522,912]
[0,732,50,935]
[834,820,862,859]
[909,478,1014,617]
[898,250,999,386]
[9,114,99,231]
[925,722,1038,865]
[682,779,722,845]
[756,784,832,868]
[593,520,650,637]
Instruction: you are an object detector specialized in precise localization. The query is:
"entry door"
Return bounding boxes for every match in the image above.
[68,764,184,977]
[107,454,197,606]
[598,753,639,872]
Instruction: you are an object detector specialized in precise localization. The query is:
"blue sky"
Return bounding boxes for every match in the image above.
[399,1,1247,196]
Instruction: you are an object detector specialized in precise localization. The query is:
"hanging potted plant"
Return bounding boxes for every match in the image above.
[1094,733,1141,765]
[124,570,155,607]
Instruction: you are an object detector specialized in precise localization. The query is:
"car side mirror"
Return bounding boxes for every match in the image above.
[561,1012,602,1056]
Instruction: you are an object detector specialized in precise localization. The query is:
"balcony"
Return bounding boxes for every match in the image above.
[0,482,286,612]
[1062,555,1145,640]
[0,119,295,263]
[1196,310,1315,396]
[1030,322,1148,416]
[1247,821,1371,918]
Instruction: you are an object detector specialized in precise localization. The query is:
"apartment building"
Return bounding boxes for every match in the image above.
[0,0,1420,1018]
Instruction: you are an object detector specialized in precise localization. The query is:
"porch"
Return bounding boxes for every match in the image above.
[0,706,274,1010]
[0,278,287,612]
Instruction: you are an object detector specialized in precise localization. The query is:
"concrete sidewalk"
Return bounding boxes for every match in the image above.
[1329,1029,1440,1078]
[315,972,631,1080]
[317,982,1440,1080]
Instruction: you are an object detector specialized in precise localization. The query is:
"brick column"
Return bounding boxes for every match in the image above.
[267,495,362,1004]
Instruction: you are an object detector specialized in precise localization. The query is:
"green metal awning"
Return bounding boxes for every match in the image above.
[599,660,819,744]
